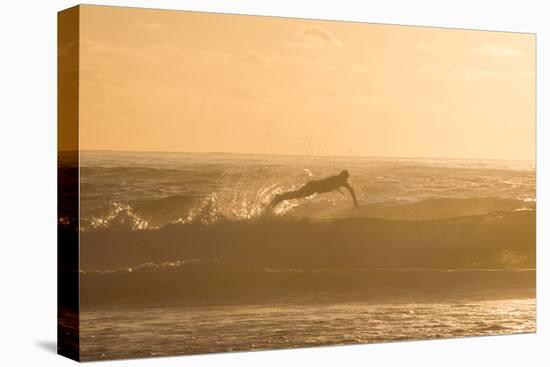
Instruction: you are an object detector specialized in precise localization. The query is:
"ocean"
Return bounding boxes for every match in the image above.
[80,299,535,360]
[62,151,536,360]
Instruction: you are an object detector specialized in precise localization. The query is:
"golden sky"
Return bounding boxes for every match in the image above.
[79,5,535,160]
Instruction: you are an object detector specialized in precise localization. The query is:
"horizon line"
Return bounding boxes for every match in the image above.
[60,149,536,162]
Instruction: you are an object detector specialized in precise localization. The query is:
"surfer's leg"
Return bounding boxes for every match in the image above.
[271,193,285,206]
[272,190,298,206]
[293,183,316,199]
[272,183,315,206]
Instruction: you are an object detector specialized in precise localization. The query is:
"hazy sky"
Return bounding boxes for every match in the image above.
[79,5,535,160]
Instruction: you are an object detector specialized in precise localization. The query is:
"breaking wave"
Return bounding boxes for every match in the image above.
[79,194,535,231]
[79,210,535,272]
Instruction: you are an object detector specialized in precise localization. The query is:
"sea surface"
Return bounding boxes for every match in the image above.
[62,151,536,360]
[80,299,535,361]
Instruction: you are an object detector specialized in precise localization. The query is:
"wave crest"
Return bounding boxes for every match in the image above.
[83,202,153,231]
[82,184,302,229]
[80,195,536,231]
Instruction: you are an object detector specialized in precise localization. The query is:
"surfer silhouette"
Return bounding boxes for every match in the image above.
[272,170,359,208]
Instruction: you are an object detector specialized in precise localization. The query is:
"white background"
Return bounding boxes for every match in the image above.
[0,0,547,366]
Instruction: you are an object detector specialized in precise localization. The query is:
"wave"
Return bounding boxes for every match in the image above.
[290,196,536,221]
[78,260,535,308]
[80,196,198,230]
[80,185,298,229]
[79,209,535,272]
[78,194,535,231]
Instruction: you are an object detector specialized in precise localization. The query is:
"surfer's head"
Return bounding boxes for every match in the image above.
[339,170,350,180]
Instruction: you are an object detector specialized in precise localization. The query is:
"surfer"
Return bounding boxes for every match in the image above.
[271,170,359,208]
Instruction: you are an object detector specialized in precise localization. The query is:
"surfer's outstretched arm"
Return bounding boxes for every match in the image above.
[343,183,359,208]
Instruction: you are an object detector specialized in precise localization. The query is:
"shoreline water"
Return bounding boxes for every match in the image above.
[79,297,536,361]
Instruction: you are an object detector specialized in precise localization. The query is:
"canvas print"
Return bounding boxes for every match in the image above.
[58,5,536,361]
